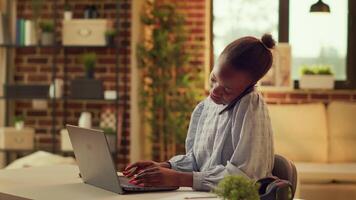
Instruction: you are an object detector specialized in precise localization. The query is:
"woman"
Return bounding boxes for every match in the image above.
[123,34,275,191]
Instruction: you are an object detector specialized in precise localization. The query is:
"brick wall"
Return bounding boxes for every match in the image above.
[13,0,131,169]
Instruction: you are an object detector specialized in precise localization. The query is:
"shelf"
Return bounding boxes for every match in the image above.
[0,96,118,102]
[0,44,118,48]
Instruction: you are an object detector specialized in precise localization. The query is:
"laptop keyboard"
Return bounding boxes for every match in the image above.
[118,176,146,191]
[118,176,179,192]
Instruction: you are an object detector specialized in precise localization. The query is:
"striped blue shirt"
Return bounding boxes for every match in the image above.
[169,91,274,191]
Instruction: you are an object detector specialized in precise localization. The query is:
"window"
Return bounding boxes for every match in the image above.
[212,0,352,86]
[289,0,348,80]
[213,0,279,62]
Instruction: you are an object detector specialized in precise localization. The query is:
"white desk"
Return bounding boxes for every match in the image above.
[0,165,215,200]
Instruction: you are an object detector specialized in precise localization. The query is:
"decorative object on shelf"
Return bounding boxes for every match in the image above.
[69,78,103,99]
[62,19,108,46]
[259,43,292,89]
[102,127,116,153]
[310,0,330,13]
[14,115,25,130]
[82,52,97,79]
[104,29,117,45]
[84,5,99,19]
[104,90,117,100]
[63,3,73,20]
[78,112,92,129]
[100,107,116,130]
[299,65,334,89]
[213,175,260,200]
[60,128,73,151]
[138,1,204,161]
[49,78,64,99]
[0,127,35,150]
[4,84,50,98]
[39,20,54,46]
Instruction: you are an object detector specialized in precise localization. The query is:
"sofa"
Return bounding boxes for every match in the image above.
[268,101,356,200]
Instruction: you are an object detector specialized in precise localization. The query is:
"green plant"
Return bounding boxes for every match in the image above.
[300,65,333,76]
[101,127,116,135]
[105,29,117,37]
[137,0,204,160]
[317,66,333,75]
[14,115,24,123]
[81,53,97,72]
[39,20,55,33]
[300,66,316,75]
[214,176,260,200]
[64,3,72,11]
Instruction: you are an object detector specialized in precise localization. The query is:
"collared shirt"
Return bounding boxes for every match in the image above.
[169,91,274,191]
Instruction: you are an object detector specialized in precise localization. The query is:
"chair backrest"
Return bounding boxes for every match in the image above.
[272,154,298,197]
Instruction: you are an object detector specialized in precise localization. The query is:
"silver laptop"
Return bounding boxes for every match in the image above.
[66,124,179,194]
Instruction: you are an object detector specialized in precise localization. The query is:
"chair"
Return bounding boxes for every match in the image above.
[272,154,298,198]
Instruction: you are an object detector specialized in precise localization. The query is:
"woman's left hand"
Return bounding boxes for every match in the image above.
[128,166,184,187]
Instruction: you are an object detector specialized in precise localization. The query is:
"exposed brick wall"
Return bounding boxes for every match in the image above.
[13,0,131,169]
[261,90,356,104]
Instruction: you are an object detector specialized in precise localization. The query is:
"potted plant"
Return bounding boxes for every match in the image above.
[81,53,97,79]
[63,3,73,20]
[299,65,334,89]
[214,175,260,200]
[102,127,116,153]
[105,29,117,46]
[14,115,25,130]
[39,20,55,45]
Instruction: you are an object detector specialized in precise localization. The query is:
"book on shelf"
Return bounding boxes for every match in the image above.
[16,18,37,46]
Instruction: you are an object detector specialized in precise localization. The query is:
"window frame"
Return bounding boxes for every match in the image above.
[211,0,356,89]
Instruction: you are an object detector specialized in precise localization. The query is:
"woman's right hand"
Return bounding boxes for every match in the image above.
[123,161,171,178]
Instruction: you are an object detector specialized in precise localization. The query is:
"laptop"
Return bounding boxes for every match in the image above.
[66,124,179,194]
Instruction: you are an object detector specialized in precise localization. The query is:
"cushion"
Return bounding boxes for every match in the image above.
[327,102,356,162]
[268,103,328,162]
[295,162,356,183]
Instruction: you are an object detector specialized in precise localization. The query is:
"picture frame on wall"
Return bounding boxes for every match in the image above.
[259,43,292,89]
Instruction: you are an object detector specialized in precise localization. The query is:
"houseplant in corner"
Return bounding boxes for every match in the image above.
[299,65,334,89]
[214,175,260,200]
[39,20,55,45]
[82,52,97,79]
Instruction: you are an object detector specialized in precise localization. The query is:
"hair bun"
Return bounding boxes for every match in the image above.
[261,34,275,49]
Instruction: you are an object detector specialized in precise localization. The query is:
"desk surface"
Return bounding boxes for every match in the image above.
[0,165,215,200]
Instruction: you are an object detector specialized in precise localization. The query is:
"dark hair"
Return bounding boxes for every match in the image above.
[220,34,276,83]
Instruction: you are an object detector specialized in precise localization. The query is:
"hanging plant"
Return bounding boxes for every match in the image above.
[137,0,204,161]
